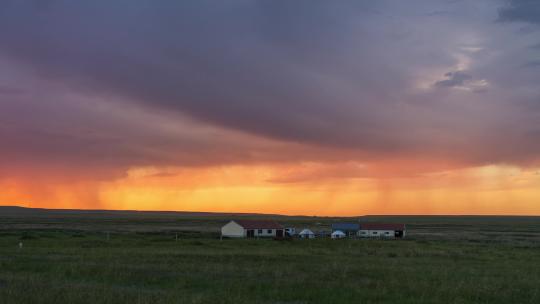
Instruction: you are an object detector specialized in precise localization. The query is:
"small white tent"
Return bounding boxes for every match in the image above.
[331,230,346,239]
[299,228,315,239]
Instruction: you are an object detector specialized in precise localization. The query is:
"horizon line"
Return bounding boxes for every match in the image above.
[2,205,540,218]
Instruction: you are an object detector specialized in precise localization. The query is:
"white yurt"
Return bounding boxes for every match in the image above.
[299,229,315,239]
[331,230,346,239]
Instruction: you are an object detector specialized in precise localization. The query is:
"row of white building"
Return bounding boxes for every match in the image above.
[221,220,406,239]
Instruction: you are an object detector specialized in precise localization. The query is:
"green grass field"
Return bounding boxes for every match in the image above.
[1,207,540,303]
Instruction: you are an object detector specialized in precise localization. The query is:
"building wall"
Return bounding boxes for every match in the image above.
[358,229,396,238]
[221,221,245,238]
[254,228,277,237]
[343,230,358,237]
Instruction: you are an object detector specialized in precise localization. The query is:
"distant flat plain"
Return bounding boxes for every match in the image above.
[1,206,539,303]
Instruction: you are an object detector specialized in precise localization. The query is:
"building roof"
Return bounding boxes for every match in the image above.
[331,230,346,236]
[359,223,405,230]
[233,220,283,229]
[331,222,360,231]
[299,228,314,235]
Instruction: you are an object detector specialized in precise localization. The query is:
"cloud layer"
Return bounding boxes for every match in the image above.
[0,0,539,185]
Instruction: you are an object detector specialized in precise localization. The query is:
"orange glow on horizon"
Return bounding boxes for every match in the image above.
[2,163,540,216]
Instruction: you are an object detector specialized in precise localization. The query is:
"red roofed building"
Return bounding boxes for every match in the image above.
[221,220,284,238]
[358,223,406,238]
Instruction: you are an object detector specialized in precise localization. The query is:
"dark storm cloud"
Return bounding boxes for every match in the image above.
[498,0,540,24]
[0,94,293,180]
[0,0,539,175]
[522,61,540,68]
[0,0,429,150]
[0,85,24,95]
[434,71,473,87]
[425,10,453,17]
[529,43,540,50]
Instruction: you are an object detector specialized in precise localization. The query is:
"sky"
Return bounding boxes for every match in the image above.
[1,0,540,215]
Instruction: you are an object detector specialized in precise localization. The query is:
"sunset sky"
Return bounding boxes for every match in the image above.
[1,0,540,215]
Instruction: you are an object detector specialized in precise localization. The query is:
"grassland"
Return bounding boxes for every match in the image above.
[1,207,540,303]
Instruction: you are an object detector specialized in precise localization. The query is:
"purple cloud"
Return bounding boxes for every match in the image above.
[0,0,539,181]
